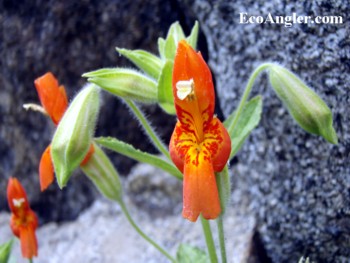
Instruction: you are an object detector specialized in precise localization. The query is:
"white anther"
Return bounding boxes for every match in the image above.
[176,79,194,100]
[13,198,25,207]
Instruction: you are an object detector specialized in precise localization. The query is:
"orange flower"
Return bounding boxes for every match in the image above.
[169,40,231,222]
[7,178,38,259]
[34,72,94,191]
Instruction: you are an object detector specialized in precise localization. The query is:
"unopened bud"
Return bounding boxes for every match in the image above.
[116,48,162,80]
[81,143,122,202]
[269,64,338,144]
[83,68,157,104]
[51,84,100,188]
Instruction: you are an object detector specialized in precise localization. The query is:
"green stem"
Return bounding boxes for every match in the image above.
[125,99,171,160]
[120,200,176,263]
[217,216,227,263]
[29,259,33,263]
[200,216,218,263]
[227,63,273,135]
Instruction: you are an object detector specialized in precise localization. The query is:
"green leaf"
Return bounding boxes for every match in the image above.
[186,21,199,50]
[157,60,175,114]
[95,137,183,180]
[176,244,209,263]
[0,239,14,263]
[216,166,230,214]
[224,96,263,159]
[83,68,158,104]
[116,48,162,80]
[158,37,166,59]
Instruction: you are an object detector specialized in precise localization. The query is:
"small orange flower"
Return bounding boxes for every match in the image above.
[169,41,231,222]
[7,178,38,259]
[34,72,94,191]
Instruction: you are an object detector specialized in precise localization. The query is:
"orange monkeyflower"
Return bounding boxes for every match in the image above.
[7,177,38,259]
[169,40,231,222]
[34,72,94,191]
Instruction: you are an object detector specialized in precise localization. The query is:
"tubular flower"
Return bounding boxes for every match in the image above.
[34,72,95,191]
[169,40,231,222]
[7,178,38,259]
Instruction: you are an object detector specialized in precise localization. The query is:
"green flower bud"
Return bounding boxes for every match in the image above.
[116,48,162,80]
[83,68,157,104]
[81,143,122,202]
[51,84,100,188]
[269,64,338,144]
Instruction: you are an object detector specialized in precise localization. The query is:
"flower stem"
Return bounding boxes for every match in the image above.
[125,99,171,160]
[217,215,227,263]
[226,63,273,135]
[29,259,33,263]
[200,216,218,263]
[120,200,176,263]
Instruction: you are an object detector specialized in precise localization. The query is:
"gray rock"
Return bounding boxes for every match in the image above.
[185,0,350,262]
[0,167,256,263]
[126,162,183,217]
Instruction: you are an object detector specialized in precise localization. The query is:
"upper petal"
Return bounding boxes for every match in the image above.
[7,178,29,216]
[172,40,215,138]
[34,72,68,125]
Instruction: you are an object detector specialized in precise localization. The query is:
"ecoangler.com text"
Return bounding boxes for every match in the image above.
[239,12,344,27]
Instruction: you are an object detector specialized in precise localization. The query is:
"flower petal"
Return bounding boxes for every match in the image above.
[172,40,214,141]
[80,144,95,166]
[19,222,38,259]
[203,117,231,172]
[169,121,197,173]
[183,148,221,222]
[39,145,54,191]
[7,178,29,216]
[34,72,68,125]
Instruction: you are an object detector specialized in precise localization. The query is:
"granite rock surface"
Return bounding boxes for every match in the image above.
[185,0,349,262]
[0,164,256,263]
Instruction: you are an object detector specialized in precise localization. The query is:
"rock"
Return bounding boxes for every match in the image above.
[0,0,195,222]
[0,167,256,263]
[185,0,350,262]
[126,162,183,217]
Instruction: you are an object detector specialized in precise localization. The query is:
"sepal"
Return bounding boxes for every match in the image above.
[51,84,100,188]
[81,142,122,202]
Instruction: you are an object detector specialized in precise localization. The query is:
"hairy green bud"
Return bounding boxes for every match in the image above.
[269,64,338,144]
[83,68,157,104]
[51,84,100,188]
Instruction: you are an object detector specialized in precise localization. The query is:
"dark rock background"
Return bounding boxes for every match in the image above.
[185,0,349,262]
[1,0,349,262]
[0,0,199,223]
